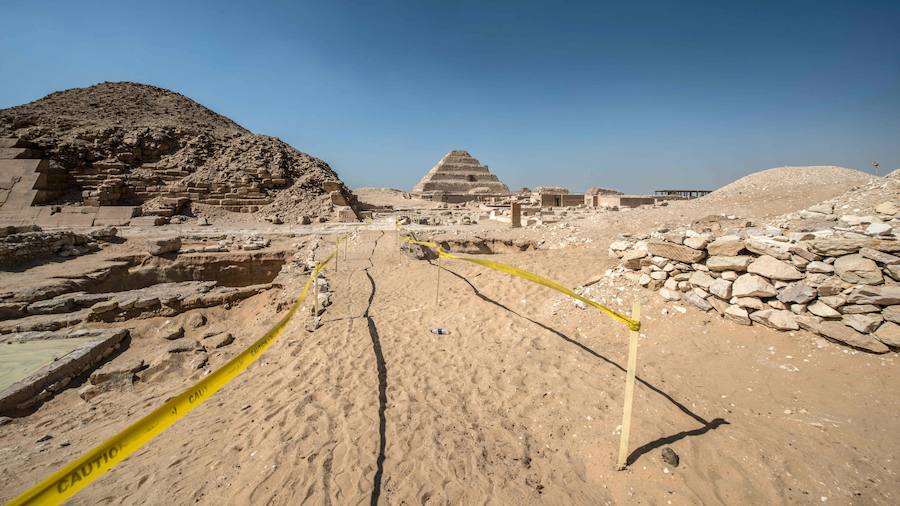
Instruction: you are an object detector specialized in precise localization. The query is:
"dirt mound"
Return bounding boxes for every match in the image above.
[678,166,877,220]
[0,82,355,220]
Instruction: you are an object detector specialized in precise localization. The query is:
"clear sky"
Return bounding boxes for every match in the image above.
[1,0,898,193]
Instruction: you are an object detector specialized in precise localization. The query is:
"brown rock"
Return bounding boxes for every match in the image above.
[647,241,706,264]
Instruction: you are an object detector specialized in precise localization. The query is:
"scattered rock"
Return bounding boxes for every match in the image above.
[167,337,200,353]
[684,291,713,311]
[659,288,682,301]
[846,285,900,305]
[647,241,707,263]
[186,313,207,329]
[706,235,745,256]
[805,261,834,274]
[873,322,900,347]
[708,278,733,299]
[842,313,883,334]
[833,254,883,285]
[207,332,235,349]
[706,255,753,272]
[808,300,841,318]
[724,304,752,325]
[89,359,146,385]
[747,255,803,281]
[732,274,777,298]
[661,447,680,467]
[749,309,799,330]
[148,237,182,256]
[157,323,185,341]
[809,321,890,353]
[777,282,817,304]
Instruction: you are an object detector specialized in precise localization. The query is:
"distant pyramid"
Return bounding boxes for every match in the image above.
[413,150,510,194]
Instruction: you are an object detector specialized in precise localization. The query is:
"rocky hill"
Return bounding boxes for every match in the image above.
[0,82,357,221]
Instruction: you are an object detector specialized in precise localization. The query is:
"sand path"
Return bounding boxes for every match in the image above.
[2,228,898,505]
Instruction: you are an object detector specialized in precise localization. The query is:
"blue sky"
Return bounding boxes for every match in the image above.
[1,0,898,193]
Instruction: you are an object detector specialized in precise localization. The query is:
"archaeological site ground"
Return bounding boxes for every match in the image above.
[0,83,898,506]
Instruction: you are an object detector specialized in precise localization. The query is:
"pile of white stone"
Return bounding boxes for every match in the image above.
[608,202,900,354]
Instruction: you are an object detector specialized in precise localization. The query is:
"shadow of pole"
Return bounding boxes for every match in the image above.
[364,267,388,505]
[437,264,728,465]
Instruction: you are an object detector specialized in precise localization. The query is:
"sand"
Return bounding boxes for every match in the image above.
[1,223,898,505]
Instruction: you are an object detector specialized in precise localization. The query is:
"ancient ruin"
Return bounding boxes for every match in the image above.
[412,150,509,199]
[0,83,361,224]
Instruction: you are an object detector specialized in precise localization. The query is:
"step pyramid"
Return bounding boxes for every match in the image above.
[413,150,509,195]
[0,138,68,209]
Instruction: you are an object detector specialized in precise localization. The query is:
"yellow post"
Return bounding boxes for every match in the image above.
[616,301,641,470]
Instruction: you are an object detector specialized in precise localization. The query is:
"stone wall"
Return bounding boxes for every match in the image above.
[609,202,900,353]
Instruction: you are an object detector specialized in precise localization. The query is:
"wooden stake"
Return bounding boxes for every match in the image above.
[435,255,441,307]
[312,275,319,320]
[616,301,641,470]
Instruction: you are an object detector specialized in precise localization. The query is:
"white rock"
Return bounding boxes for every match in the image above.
[732,274,777,298]
[808,300,841,318]
[724,305,751,325]
[747,255,804,281]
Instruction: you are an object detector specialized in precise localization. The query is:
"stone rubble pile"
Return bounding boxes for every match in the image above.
[608,201,900,354]
[0,225,100,266]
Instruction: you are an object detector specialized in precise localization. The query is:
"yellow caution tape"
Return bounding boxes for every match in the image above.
[401,237,641,331]
[6,250,338,506]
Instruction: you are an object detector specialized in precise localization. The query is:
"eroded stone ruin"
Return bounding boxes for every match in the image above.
[412,150,510,197]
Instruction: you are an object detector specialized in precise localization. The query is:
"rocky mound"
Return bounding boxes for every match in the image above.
[0,82,356,220]
[674,166,877,220]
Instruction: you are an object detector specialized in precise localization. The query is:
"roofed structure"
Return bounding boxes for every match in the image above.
[413,150,509,195]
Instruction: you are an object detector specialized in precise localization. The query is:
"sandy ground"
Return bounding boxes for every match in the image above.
[2,223,898,505]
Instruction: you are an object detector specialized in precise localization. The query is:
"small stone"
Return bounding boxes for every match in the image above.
[732,274,777,298]
[683,236,708,250]
[749,309,799,330]
[187,313,207,329]
[840,304,881,314]
[706,235,745,256]
[684,291,713,311]
[834,254,883,285]
[882,305,900,323]
[874,201,898,216]
[846,285,900,305]
[661,447,680,467]
[167,337,200,353]
[721,271,738,281]
[808,321,890,353]
[208,332,235,349]
[874,321,900,347]
[858,247,900,265]
[842,313,882,334]
[659,288,682,301]
[724,305,752,325]
[777,282,817,304]
[805,261,834,274]
[808,301,841,318]
[688,271,715,290]
[157,323,185,341]
[708,278,733,299]
[748,255,804,281]
[732,296,766,310]
[865,222,892,236]
[707,255,753,272]
[148,236,182,256]
[36,434,53,443]
[0,416,11,426]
